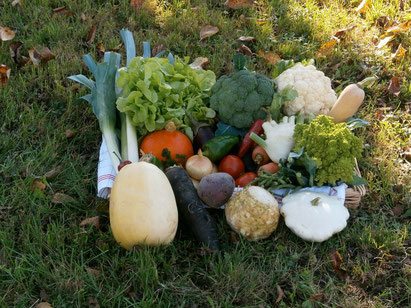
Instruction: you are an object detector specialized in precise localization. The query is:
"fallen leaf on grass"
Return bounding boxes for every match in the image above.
[31,181,46,191]
[85,25,97,44]
[237,44,253,57]
[355,0,371,14]
[257,50,281,65]
[96,43,105,57]
[65,129,76,139]
[80,216,100,229]
[200,25,219,41]
[80,13,88,22]
[88,297,100,308]
[237,36,256,42]
[240,15,268,25]
[377,35,394,49]
[51,192,76,204]
[51,6,75,18]
[328,249,348,281]
[43,166,63,179]
[85,267,101,276]
[189,57,210,70]
[0,26,15,41]
[225,0,255,9]
[36,303,52,308]
[387,77,401,96]
[392,44,407,61]
[334,25,356,39]
[376,16,391,29]
[10,41,24,66]
[109,43,122,52]
[316,37,339,58]
[385,21,411,35]
[276,285,284,303]
[130,0,145,9]
[393,205,404,217]
[28,47,55,66]
[0,64,11,86]
[229,231,239,243]
[11,0,22,7]
[310,293,325,302]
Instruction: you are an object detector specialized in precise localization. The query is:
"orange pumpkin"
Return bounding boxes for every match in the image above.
[140,122,194,166]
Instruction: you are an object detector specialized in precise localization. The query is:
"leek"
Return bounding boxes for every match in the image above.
[69,52,122,173]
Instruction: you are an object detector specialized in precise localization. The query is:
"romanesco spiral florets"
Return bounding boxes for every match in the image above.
[293,115,363,185]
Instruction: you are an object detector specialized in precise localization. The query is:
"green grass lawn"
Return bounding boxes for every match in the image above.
[1,0,410,306]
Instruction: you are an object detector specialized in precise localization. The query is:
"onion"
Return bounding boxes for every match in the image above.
[185,149,213,180]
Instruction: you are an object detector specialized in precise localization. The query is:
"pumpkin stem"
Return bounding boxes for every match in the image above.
[311,197,321,206]
[165,121,177,132]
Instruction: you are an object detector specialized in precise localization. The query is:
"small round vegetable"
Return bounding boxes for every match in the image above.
[258,162,280,175]
[252,146,269,165]
[225,186,280,241]
[140,121,194,166]
[185,149,213,180]
[198,172,235,208]
[235,172,258,187]
[218,155,245,179]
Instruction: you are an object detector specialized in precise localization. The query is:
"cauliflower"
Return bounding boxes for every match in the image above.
[275,63,337,116]
[293,115,363,185]
[210,70,275,129]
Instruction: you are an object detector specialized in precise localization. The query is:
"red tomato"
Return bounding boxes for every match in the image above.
[235,172,258,187]
[218,155,245,179]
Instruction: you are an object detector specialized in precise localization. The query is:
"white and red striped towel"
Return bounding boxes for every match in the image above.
[96,136,348,206]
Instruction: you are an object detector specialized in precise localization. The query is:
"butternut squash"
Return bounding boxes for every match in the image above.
[327,77,377,123]
[109,162,178,249]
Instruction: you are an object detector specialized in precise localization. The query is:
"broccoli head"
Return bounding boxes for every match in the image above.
[293,115,363,185]
[210,70,275,129]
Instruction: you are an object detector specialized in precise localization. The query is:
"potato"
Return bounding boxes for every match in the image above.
[198,172,235,208]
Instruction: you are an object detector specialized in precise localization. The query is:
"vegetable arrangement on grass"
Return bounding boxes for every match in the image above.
[69,30,371,250]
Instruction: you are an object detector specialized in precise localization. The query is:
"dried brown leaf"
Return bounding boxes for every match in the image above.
[65,129,76,139]
[316,37,339,58]
[80,13,88,22]
[334,25,356,39]
[328,249,348,281]
[51,6,74,18]
[43,166,63,179]
[0,64,11,86]
[10,41,23,65]
[237,36,256,42]
[276,285,284,303]
[199,25,219,41]
[189,57,210,70]
[28,47,55,66]
[387,77,401,96]
[310,293,325,302]
[85,267,101,276]
[51,192,76,204]
[31,181,46,191]
[109,43,122,52]
[393,205,404,217]
[385,21,411,35]
[80,216,100,229]
[229,231,239,243]
[237,44,253,57]
[377,35,394,49]
[36,303,52,308]
[257,50,281,65]
[88,297,100,308]
[86,26,97,45]
[0,26,15,41]
[225,0,255,9]
[355,0,371,14]
[392,44,407,61]
[96,43,105,57]
[376,16,391,29]
[130,0,145,9]
[151,44,164,57]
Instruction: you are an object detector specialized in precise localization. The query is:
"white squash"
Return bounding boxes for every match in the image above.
[280,191,349,242]
[109,162,178,249]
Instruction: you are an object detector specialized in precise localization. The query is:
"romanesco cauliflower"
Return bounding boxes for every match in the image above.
[293,115,363,185]
[210,70,275,129]
[275,63,337,117]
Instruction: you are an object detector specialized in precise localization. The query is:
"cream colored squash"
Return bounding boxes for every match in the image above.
[109,162,178,249]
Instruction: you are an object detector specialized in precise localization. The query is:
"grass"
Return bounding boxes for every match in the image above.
[1,0,410,306]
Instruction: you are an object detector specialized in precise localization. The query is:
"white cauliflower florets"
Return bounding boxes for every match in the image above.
[275,63,337,116]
